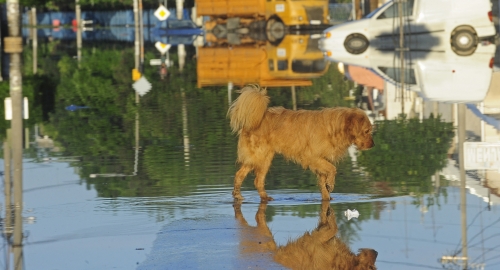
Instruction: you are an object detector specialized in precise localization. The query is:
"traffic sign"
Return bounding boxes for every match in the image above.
[132,68,141,81]
[154,5,170,21]
[464,142,500,170]
[150,58,173,67]
[155,42,171,54]
[4,97,29,120]
[150,59,163,66]
[132,76,152,96]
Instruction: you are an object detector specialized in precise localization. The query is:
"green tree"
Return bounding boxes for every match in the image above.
[357,115,454,195]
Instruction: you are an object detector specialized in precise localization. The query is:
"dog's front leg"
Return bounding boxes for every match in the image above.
[325,165,337,194]
[319,174,332,201]
[311,160,337,201]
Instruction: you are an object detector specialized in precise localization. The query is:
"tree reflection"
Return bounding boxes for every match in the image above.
[357,115,454,195]
[16,41,455,205]
[36,44,363,199]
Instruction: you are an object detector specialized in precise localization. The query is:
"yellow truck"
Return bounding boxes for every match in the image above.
[196,34,330,88]
[197,0,330,43]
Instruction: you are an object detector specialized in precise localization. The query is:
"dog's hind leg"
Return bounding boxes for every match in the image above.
[254,157,274,202]
[233,164,253,201]
[309,159,337,201]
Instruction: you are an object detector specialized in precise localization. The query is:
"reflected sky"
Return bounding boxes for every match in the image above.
[4,157,499,269]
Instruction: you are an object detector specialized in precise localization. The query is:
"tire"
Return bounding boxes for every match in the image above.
[451,26,478,56]
[266,18,285,46]
[344,33,369,55]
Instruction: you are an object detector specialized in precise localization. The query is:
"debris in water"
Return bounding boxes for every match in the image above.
[344,209,360,220]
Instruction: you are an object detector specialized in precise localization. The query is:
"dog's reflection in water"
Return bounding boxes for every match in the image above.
[234,201,378,270]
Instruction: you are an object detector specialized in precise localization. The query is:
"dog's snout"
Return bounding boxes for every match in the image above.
[363,139,375,150]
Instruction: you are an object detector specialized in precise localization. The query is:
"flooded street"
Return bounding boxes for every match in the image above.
[3,89,499,269]
[1,0,500,269]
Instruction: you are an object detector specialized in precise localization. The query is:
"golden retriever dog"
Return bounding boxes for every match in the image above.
[228,85,374,201]
[234,201,378,270]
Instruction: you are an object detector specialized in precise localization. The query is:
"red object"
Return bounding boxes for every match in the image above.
[489,57,494,69]
[52,19,60,27]
[488,11,493,22]
[72,19,78,27]
[347,66,385,90]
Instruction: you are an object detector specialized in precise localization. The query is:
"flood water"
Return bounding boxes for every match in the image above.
[1,2,500,270]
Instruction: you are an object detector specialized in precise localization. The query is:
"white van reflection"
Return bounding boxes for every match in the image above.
[319,0,496,64]
[354,49,494,103]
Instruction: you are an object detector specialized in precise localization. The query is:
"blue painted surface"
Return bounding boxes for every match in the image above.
[22,8,191,26]
[20,8,201,45]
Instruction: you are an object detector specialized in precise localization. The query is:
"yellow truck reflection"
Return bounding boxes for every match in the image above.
[197,0,329,43]
[197,0,329,27]
[197,34,330,88]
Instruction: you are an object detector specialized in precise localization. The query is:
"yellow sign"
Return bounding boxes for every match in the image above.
[132,69,141,81]
[155,42,171,54]
[154,4,170,21]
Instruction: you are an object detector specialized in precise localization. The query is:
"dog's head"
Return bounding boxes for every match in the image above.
[345,108,375,150]
[355,248,378,270]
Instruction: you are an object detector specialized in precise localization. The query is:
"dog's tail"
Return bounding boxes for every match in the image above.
[228,85,269,133]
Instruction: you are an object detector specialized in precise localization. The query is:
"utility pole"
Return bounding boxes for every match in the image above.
[458,103,468,268]
[181,89,190,166]
[5,1,24,269]
[228,82,233,105]
[176,0,184,20]
[31,7,37,74]
[440,106,470,269]
[3,140,12,241]
[139,0,144,73]
[133,0,141,166]
[76,0,82,65]
[176,0,186,71]
[398,0,406,115]
[134,0,140,71]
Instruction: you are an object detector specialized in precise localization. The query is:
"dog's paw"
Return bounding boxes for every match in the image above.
[233,200,243,207]
[260,196,274,202]
[233,194,245,201]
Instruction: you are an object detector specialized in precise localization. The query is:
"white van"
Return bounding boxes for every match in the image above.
[319,0,496,64]
[368,49,495,103]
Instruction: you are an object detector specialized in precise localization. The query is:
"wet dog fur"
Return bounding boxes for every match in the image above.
[228,85,374,201]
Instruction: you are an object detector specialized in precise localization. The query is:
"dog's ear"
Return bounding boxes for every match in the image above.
[343,109,364,137]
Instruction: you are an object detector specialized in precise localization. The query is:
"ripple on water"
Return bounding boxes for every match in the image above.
[182,189,376,205]
[95,187,378,214]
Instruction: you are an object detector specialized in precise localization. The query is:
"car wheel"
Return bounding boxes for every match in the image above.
[266,17,285,46]
[344,34,369,55]
[451,26,478,56]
